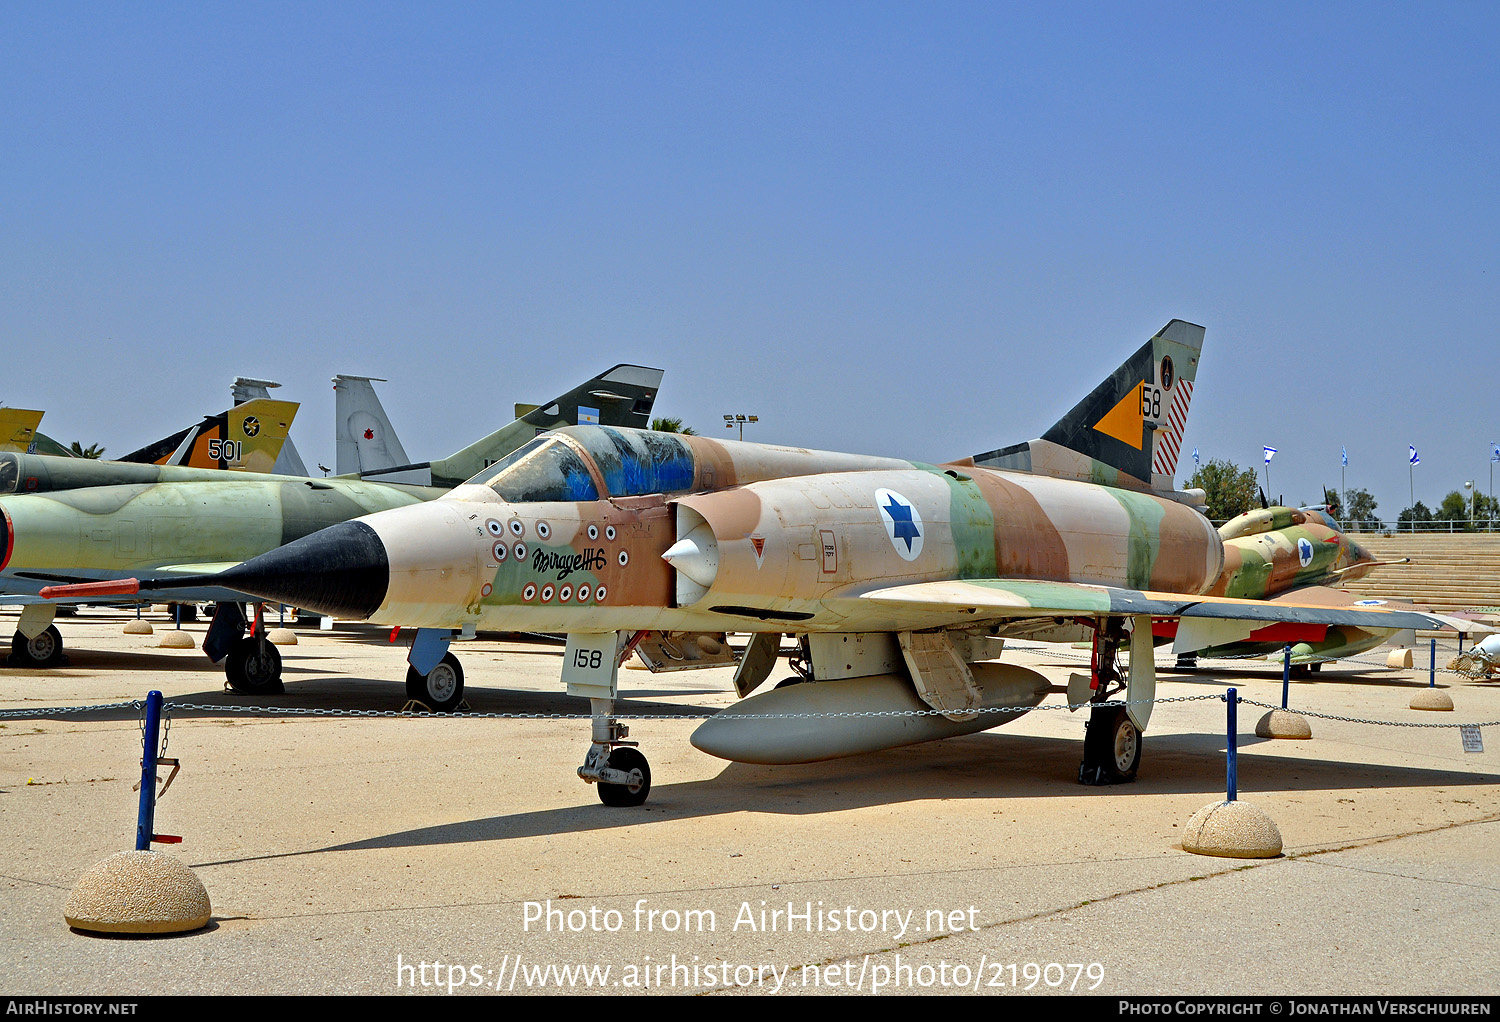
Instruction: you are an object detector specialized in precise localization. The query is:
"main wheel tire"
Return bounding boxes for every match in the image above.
[405,653,464,712]
[1080,705,1141,784]
[9,626,66,667]
[597,747,651,807]
[226,636,284,695]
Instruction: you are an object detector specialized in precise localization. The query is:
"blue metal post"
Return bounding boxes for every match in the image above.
[135,690,163,850]
[1281,644,1291,709]
[1430,638,1437,688]
[1226,687,1238,803]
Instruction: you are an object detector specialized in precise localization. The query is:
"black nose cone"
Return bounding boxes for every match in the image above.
[218,520,390,619]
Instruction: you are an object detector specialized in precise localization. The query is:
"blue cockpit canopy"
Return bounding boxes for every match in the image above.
[467,426,697,502]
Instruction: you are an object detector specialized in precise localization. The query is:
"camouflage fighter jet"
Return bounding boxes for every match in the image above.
[6,366,663,687]
[45,321,1457,806]
[1168,504,1413,670]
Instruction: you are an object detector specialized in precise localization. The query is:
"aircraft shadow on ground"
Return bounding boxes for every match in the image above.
[1,679,726,723]
[292,728,1498,857]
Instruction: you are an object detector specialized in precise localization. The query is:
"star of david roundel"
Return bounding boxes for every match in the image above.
[875,488,924,561]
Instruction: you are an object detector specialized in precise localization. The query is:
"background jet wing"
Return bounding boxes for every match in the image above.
[860,578,1453,635]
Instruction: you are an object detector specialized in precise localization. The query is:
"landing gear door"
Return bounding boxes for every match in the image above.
[564,631,622,700]
[1126,614,1156,733]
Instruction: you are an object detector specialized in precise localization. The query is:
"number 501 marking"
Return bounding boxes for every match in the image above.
[208,439,243,462]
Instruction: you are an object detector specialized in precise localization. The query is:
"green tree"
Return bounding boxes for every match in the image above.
[1345,488,1379,531]
[1437,491,1474,531]
[650,417,697,435]
[1475,492,1500,528]
[68,441,105,459]
[1397,501,1434,532]
[1186,459,1258,522]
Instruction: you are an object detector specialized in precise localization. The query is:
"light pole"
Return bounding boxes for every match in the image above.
[723,413,758,441]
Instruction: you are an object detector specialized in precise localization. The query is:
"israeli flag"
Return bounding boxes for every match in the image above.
[1492,443,1499,464]
[1263,446,1277,465]
[1409,445,1420,466]
[1192,446,1199,467]
[1341,445,1348,468]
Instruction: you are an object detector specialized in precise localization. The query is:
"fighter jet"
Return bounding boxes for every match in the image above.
[6,366,663,688]
[1173,504,1409,669]
[45,321,1456,807]
[332,365,663,488]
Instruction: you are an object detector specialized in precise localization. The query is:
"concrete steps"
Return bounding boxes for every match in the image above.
[1341,533,1500,613]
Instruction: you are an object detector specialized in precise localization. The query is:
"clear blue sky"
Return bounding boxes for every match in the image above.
[4,2,1497,518]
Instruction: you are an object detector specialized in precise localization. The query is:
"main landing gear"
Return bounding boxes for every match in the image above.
[1078,618,1148,786]
[8,625,66,667]
[402,628,468,712]
[406,652,465,713]
[208,602,285,695]
[225,634,283,695]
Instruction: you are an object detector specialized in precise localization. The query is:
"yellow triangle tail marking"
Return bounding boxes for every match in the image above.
[1092,380,1146,450]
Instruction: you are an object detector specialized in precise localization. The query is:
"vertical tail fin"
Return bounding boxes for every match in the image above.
[425,364,664,488]
[344,365,666,489]
[333,375,414,478]
[0,409,44,454]
[969,319,1203,492]
[117,398,300,474]
[230,378,310,476]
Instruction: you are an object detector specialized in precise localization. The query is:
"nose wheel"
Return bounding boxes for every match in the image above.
[578,698,652,806]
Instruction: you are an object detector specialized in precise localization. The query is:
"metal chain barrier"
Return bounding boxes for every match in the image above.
[1236,695,1500,729]
[4,692,1497,729]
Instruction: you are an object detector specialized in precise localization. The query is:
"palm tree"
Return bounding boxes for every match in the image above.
[650,417,697,435]
[68,441,106,459]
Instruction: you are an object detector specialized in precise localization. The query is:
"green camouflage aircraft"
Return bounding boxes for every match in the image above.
[48,321,1454,806]
[4,365,663,689]
[1171,504,1414,668]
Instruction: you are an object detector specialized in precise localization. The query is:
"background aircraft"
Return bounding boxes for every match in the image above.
[58,321,1455,809]
[116,398,300,474]
[7,366,663,690]
[0,408,44,455]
